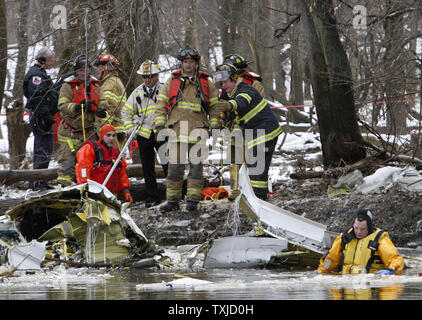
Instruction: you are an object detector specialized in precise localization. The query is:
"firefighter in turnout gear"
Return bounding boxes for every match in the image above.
[75,124,133,204]
[223,53,265,98]
[94,54,127,147]
[318,208,404,275]
[122,59,168,208]
[23,47,59,190]
[155,47,226,212]
[215,63,282,200]
[221,54,266,200]
[56,54,108,187]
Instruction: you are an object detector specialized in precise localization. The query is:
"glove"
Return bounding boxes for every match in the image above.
[376,268,395,275]
[74,100,97,113]
[96,108,107,118]
[122,189,133,204]
[73,103,82,114]
[221,111,236,126]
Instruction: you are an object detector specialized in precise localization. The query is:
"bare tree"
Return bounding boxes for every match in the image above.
[298,0,366,167]
[0,0,6,113]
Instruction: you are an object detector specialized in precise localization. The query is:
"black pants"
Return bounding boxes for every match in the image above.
[137,131,168,203]
[246,137,277,200]
[30,113,53,189]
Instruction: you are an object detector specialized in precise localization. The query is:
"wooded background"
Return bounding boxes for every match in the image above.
[0,0,421,170]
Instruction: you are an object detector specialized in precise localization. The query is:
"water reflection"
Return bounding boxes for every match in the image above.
[1,268,422,300]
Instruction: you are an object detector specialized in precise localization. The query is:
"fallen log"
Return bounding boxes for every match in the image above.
[290,153,382,180]
[0,164,166,185]
[290,145,422,180]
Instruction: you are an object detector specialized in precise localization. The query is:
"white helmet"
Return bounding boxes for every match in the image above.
[137,60,160,75]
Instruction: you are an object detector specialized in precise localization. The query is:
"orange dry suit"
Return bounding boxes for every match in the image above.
[318,227,405,275]
[75,125,130,195]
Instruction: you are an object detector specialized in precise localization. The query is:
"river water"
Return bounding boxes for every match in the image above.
[1,250,422,301]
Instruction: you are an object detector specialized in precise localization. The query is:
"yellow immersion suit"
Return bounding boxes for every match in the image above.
[318,228,404,275]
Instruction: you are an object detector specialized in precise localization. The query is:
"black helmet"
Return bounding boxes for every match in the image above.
[214,63,238,83]
[177,47,201,62]
[356,208,374,234]
[72,53,91,71]
[223,54,252,70]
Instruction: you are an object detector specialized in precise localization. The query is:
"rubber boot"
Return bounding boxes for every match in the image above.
[228,164,240,201]
[159,200,180,212]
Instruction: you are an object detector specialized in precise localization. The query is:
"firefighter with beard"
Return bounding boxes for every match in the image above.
[215,63,282,201]
[94,54,127,148]
[154,47,226,212]
[75,124,133,204]
[56,53,108,187]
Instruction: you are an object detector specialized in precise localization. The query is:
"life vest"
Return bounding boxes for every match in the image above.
[68,76,100,112]
[167,70,210,111]
[85,140,122,195]
[337,228,387,274]
[240,72,262,86]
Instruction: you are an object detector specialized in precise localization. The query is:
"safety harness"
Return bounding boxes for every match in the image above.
[337,228,385,274]
[240,72,262,85]
[87,141,122,169]
[167,70,210,112]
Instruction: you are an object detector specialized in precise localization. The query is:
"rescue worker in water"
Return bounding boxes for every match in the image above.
[318,208,404,275]
[75,124,133,204]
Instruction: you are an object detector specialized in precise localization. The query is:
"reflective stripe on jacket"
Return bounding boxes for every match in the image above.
[155,70,225,144]
[226,81,282,149]
[98,72,127,133]
[58,75,108,131]
[122,83,162,139]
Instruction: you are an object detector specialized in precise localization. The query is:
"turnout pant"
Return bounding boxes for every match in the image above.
[246,137,277,200]
[137,131,168,203]
[56,123,96,186]
[166,142,204,202]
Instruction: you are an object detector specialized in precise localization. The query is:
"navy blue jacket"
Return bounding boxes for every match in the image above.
[225,81,282,149]
[23,64,58,116]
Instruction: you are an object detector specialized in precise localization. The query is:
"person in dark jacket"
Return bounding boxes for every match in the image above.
[23,47,58,190]
[214,63,282,200]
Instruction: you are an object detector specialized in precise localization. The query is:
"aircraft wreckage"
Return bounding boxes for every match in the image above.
[0,180,162,271]
[0,165,339,272]
[203,165,339,268]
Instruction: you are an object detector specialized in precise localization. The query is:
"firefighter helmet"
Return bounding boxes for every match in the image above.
[177,47,201,62]
[214,63,238,83]
[137,59,161,75]
[223,54,252,70]
[94,54,120,69]
[72,53,91,71]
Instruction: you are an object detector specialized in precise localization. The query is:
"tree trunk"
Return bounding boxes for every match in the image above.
[58,0,86,76]
[0,0,6,113]
[6,99,32,169]
[217,0,249,60]
[299,0,365,168]
[0,164,166,186]
[11,0,29,100]
[99,0,160,95]
[313,0,366,164]
[383,1,408,136]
